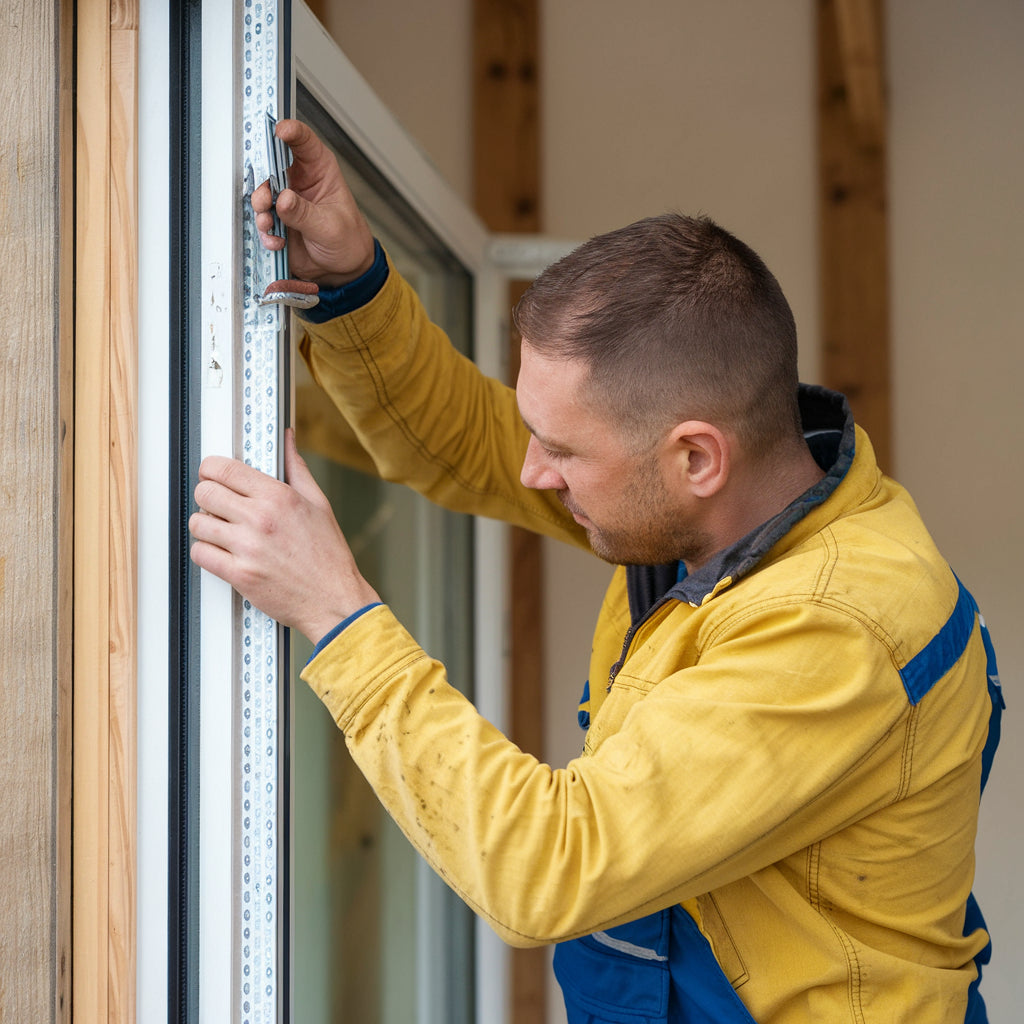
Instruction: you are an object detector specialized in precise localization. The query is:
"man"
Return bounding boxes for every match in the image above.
[189,119,1002,1022]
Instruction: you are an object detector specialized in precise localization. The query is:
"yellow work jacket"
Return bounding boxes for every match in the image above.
[298,259,999,1023]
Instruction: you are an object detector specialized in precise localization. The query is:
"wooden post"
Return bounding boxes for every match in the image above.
[0,1,73,1022]
[74,2,139,1022]
[473,0,541,232]
[818,0,892,470]
[473,2,547,1021]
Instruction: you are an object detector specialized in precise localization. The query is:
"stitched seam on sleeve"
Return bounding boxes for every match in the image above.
[335,649,431,730]
[337,301,576,533]
[895,705,919,802]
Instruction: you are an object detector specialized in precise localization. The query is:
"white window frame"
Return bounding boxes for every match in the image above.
[138,3,576,1021]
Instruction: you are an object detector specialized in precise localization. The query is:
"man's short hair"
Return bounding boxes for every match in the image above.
[512,213,803,458]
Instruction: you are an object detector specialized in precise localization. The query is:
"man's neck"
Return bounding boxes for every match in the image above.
[685,445,826,573]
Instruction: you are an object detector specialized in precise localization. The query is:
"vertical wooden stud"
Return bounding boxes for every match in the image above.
[473,2,547,1021]
[818,0,892,470]
[473,0,541,233]
[506,281,546,771]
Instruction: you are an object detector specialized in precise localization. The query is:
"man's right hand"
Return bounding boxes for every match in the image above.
[251,118,376,288]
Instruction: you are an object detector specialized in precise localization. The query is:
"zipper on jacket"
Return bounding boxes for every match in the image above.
[607,596,672,691]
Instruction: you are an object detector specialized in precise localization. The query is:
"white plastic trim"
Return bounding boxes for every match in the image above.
[486,234,581,278]
[198,0,241,1020]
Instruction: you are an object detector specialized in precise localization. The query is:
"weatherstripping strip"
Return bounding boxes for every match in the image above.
[167,2,203,1020]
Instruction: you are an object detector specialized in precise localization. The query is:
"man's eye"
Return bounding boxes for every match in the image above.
[544,447,570,461]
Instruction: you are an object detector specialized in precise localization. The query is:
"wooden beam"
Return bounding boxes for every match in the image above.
[473,0,541,232]
[473,3,547,1022]
[0,2,73,1021]
[834,0,885,147]
[505,281,546,767]
[74,3,139,1022]
[818,0,892,471]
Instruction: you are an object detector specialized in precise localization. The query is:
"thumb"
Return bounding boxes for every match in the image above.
[275,118,325,163]
[283,428,322,502]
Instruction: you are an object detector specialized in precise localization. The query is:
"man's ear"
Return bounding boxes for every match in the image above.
[666,421,731,498]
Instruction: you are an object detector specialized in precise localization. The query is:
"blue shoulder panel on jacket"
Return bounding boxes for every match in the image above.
[899,577,977,705]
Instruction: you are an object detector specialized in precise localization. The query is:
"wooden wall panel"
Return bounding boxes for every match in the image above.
[0,2,73,1022]
[74,3,139,1023]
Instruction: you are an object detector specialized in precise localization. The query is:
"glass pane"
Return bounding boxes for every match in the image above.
[290,86,475,1024]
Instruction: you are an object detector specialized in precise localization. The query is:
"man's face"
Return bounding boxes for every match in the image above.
[516,342,702,566]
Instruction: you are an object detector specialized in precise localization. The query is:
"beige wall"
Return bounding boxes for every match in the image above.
[316,0,474,198]
[321,1,1021,1019]
[537,0,819,742]
[887,2,1023,1018]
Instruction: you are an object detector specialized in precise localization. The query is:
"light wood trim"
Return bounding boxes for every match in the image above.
[74,3,139,1023]
[818,0,891,471]
[74,0,113,1016]
[108,14,140,1022]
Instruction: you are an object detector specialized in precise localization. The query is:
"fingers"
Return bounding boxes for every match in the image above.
[250,178,276,214]
[189,458,289,591]
[189,499,248,581]
[193,456,276,528]
[255,226,286,251]
[188,508,233,553]
[188,534,236,580]
[197,453,269,496]
[249,119,376,284]
[251,178,289,251]
[283,427,320,501]
[188,512,275,610]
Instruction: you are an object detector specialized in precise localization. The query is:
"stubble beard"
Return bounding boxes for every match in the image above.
[560,458,711,568]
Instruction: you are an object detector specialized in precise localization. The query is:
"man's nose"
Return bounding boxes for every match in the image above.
[520,436,565,491]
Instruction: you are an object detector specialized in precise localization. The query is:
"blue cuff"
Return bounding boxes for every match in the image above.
[297,239,389,323]
[306,602,383,665]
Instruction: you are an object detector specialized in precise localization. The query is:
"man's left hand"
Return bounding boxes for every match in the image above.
[189,428,380,644]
